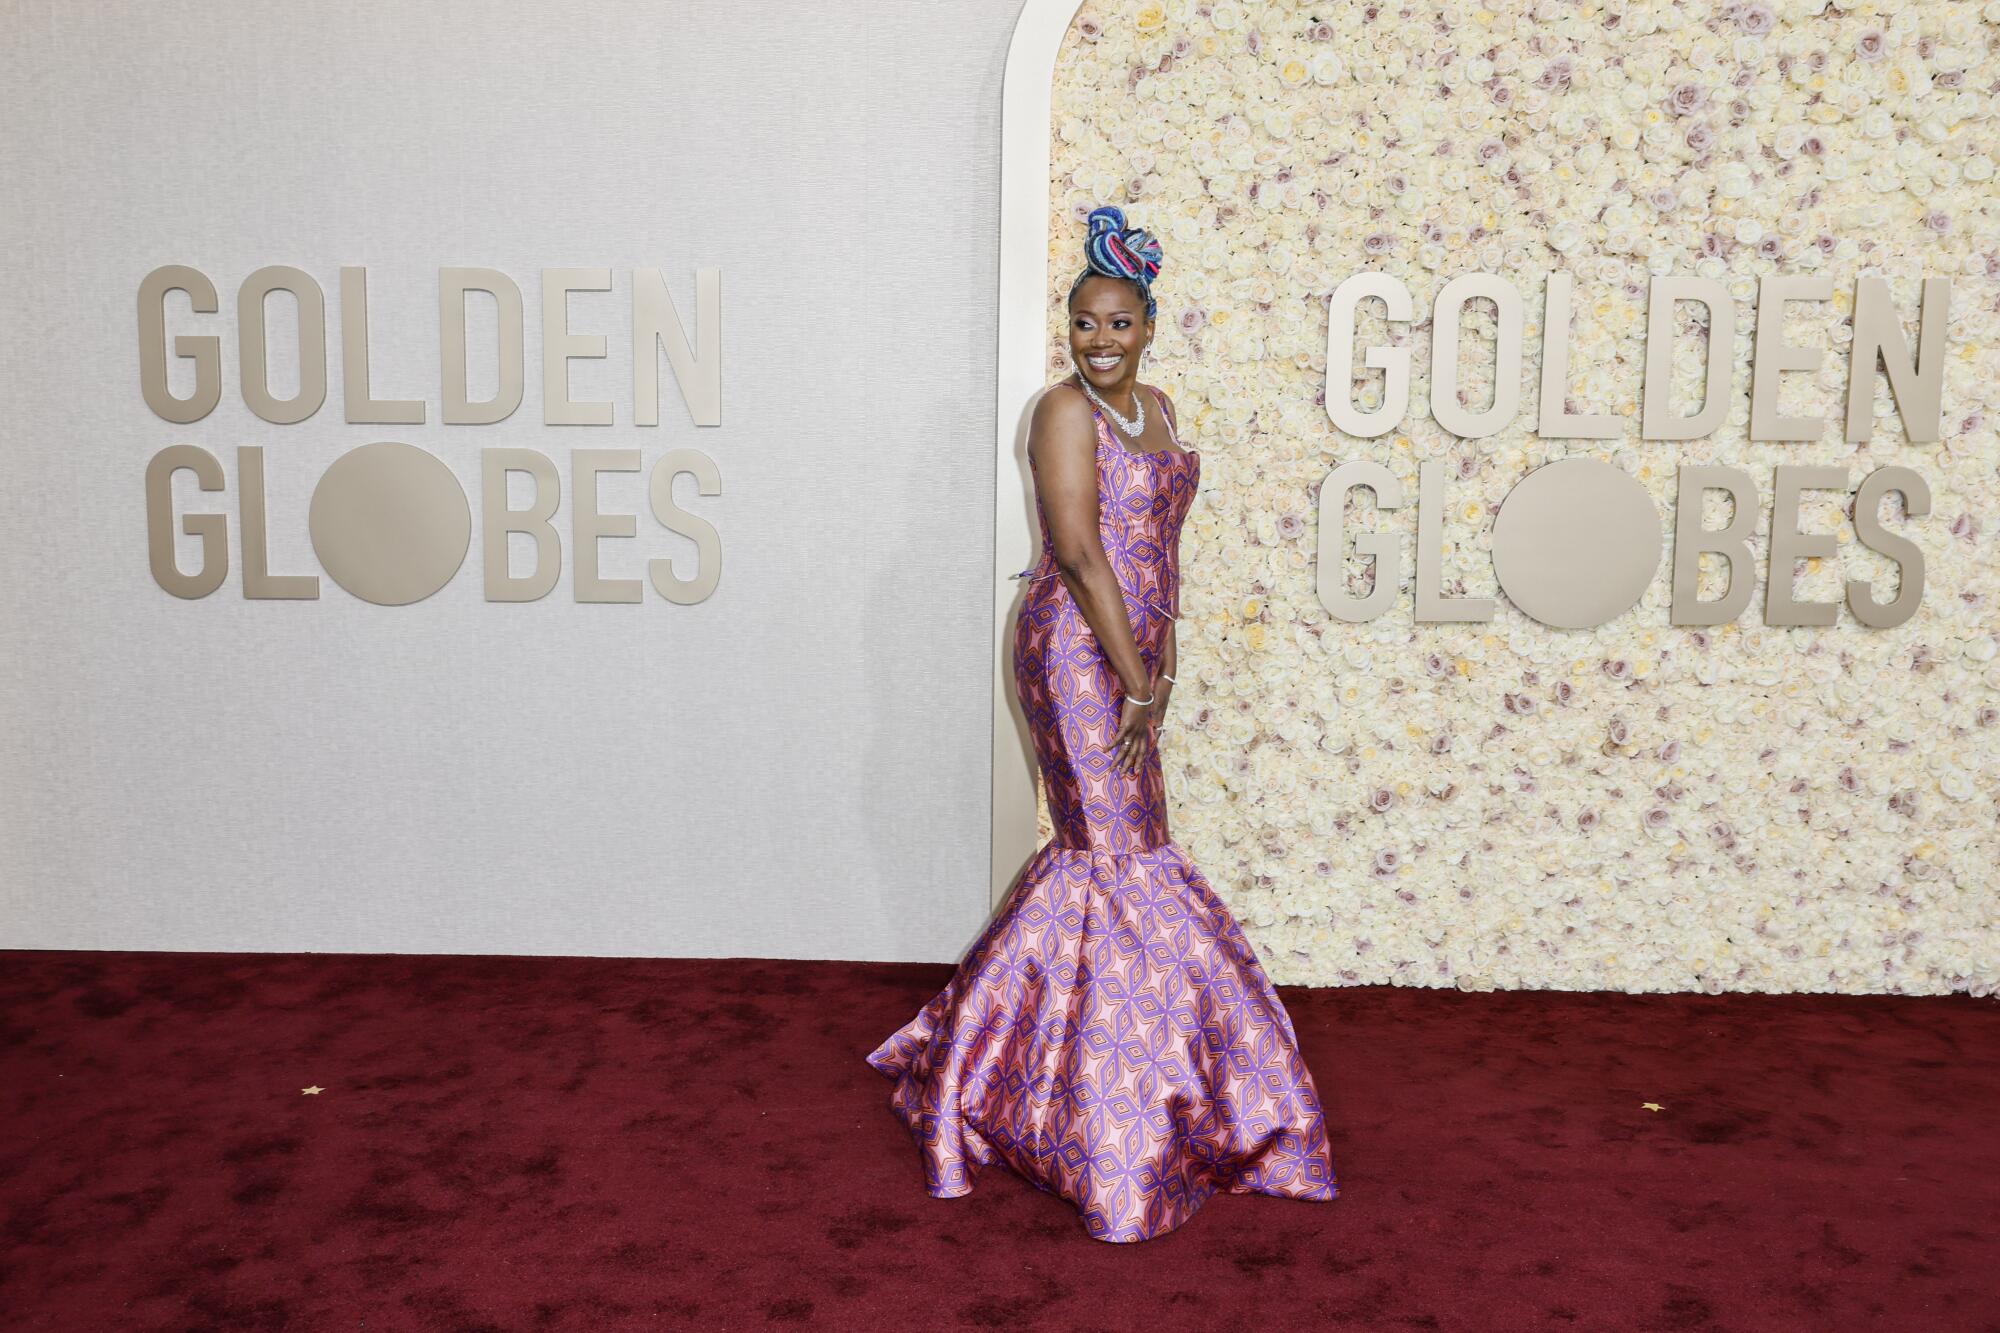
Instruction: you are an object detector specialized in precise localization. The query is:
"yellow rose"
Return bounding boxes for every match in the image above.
[1135,4,1166,34]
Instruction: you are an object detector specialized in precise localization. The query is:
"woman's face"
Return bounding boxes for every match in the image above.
[1068,276,1151,390]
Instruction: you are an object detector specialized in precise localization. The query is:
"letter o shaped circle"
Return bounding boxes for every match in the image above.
[1491,457,1662,629]
[309,441,471,606]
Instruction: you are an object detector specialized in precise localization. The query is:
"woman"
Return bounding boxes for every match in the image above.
[867,206,1339,1243]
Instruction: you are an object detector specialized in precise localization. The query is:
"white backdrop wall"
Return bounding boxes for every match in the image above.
[0,0,1022,961]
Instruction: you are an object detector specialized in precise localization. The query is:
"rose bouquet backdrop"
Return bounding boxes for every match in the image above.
[1041,0,1998,994]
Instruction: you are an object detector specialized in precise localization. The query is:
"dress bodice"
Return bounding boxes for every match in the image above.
[1011,383,1201,622]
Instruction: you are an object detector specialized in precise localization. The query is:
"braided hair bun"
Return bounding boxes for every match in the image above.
[1069,204,1163,322]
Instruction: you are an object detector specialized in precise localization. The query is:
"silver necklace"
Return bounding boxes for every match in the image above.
[1075,370,1144,438]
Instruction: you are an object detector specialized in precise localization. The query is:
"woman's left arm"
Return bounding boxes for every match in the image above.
[1151,387,1184,732]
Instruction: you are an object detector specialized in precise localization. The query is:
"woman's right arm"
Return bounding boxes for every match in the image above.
[1028,389,1156,772]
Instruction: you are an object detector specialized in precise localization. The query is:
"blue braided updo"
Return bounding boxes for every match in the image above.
[1067,205,1163,323]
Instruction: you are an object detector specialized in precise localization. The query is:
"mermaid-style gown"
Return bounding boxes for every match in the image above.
[866,383,1339,1243]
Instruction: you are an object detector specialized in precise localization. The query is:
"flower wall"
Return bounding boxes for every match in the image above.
[1045,0,1999,994]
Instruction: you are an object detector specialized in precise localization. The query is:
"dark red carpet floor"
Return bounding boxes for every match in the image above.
[0,950,1994,1331]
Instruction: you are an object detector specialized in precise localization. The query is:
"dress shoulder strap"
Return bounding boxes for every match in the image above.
[1150,385,1179,444]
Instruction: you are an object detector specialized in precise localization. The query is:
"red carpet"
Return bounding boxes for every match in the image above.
[0,950,1994,1330]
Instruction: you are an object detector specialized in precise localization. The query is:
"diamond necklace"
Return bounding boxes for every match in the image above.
[1075,370,1144,438]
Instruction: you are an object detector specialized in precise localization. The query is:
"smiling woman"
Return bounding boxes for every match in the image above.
[867,203,1338,1245]
[135,264,721,429]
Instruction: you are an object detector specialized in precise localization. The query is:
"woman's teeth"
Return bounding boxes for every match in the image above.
[1087,355,1121,369]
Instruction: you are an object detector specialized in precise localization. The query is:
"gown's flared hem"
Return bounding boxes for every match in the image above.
[866,838,1340,1245]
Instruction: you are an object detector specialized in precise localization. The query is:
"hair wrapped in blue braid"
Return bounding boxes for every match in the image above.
[1067,204,1163,322]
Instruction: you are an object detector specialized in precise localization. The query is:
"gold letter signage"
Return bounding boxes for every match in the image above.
[140,265,723,607]
[1320,270,1945,630]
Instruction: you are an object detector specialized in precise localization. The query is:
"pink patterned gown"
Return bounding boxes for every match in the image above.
[867,382,1339,1243]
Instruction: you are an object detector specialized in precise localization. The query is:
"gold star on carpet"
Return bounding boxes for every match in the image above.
[301,1085,324,1095]
[1641,1102,1663,1112]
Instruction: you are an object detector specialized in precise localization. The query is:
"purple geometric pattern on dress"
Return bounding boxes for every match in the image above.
[868,384,1340,1243]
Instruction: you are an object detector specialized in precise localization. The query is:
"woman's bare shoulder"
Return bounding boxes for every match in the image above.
[1030,381,1097,454]
[1035,379,1091,415]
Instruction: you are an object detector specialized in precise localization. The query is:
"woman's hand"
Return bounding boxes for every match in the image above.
[1113,695,1154,774]
[1146,667,1173,736]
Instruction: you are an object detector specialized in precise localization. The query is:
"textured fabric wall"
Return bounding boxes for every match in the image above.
[0,0,1022,961]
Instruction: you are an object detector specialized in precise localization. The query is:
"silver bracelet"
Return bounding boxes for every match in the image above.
[1161,672,1175,684]
[1125,691,1154,706]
